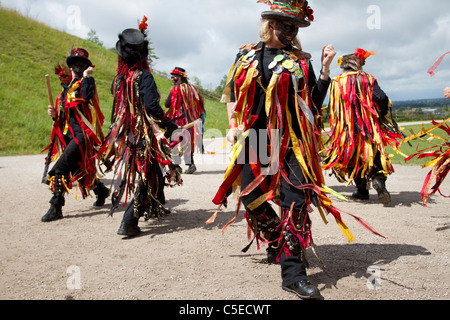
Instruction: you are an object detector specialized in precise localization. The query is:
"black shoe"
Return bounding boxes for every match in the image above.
[283,280,322,300]
[184,164,197,174]
[372,177,391,204]
[41,204,63,222]
[351,191,370,201]
[117,222,141,237]
[93,183,110,207]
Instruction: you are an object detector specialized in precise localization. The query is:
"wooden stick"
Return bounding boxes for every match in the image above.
[45,74,54,107]
[181,119,202,130]
[42,74,56,183]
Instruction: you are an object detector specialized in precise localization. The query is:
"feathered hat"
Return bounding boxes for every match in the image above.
[258,0,314,28]
[116,16,149,64]
[338,48,376,71]
[171,67,188,79]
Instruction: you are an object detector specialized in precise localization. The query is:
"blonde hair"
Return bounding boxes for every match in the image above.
[259,18,303,50]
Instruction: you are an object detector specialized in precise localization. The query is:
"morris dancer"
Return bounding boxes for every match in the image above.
[165,67,205,174]
[41,49,108,222]
[401,86,450,206]
[209,0,384,300]
[98,18,182,237]
[322,49,405,204]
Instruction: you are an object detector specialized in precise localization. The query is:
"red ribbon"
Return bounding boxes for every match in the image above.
[428,51,450,76]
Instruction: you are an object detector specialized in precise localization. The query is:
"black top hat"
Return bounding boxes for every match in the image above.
[66,48,92,68]
[260,0,313,28]
[116,28,149,64]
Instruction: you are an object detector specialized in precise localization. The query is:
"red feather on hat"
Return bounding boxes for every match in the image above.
[355,48,376,62]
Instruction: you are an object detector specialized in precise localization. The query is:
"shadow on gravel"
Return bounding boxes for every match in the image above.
[308,243,431,290]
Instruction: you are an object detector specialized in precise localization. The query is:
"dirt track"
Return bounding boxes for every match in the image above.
[0,141,449,301]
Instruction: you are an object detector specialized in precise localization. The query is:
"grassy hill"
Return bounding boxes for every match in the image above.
[0,6,227,156]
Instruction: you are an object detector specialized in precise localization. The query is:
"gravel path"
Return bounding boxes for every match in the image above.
[0,142,449,300]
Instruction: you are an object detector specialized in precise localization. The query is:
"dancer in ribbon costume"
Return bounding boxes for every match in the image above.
[41,49,109,222]
[165,67,205,174]
[401,118,450,206]
[98,18,181,237]
[210,1,384,300]
[322,49,405,204]
[401,64,450,206]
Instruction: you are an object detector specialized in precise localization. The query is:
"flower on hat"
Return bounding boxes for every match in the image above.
[306,6,314,21]
[139,16,148,33]
[257,0,313,23]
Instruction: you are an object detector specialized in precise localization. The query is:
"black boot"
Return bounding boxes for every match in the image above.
[280,243,322,300]
[93,181,110,207]
[117,220,141,237]
[41,197,64,222]
[282,280,322,300]
[117,201,141,237]
[42,176,65,222]
[352,176,369,201]
[372,175,391,204]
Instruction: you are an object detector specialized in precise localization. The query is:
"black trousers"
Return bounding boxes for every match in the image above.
[49,134,85,178]
[240,148,311,286]
[280,252,308,286]
[121,163,166,226]
[353,151,386,192]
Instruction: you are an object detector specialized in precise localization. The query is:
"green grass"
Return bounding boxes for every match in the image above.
[0,7,228,156]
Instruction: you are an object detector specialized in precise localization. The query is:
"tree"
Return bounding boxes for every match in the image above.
[86,29,103,47]
[147,38,159,67]
[214,74,228,97]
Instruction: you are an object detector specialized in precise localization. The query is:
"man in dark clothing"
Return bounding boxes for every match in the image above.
[42,49,109,222]
[98,22,181,237]
[211,0,341,300]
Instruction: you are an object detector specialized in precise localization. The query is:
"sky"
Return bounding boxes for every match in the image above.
[2,0,450,101]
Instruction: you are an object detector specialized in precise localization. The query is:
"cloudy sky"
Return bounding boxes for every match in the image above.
[3,0,450,101]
